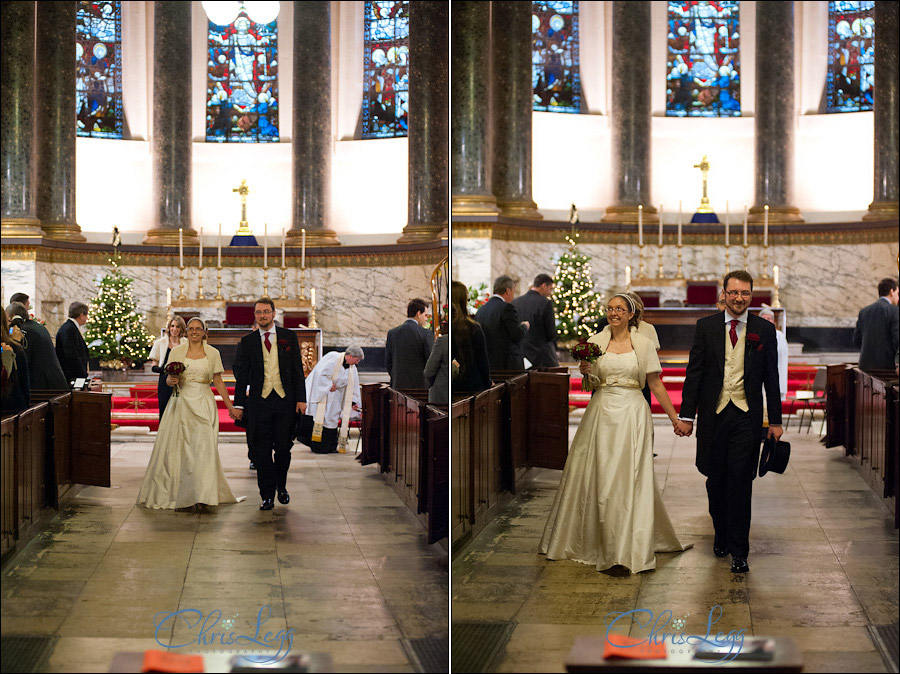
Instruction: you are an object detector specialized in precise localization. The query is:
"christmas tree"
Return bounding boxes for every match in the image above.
[552,205,605,346]
[85,257,154,369]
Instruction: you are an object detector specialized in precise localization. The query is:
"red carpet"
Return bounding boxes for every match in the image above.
[111,386,244,432]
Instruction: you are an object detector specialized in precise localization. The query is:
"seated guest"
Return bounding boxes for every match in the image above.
[6,302,69,390]
[56,301,90,383]
[385,298,434,389]
[451,281,491,394]
[1,311,30,412]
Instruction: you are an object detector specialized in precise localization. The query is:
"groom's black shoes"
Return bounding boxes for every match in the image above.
[713,544,729,558]
[259,498,275,511]
[277,488,290,505]
[731,556,749,573]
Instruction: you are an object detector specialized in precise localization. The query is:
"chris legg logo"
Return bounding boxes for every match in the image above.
[153,605,294,664]
[606,605,749,663]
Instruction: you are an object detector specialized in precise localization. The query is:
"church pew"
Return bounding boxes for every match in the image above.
[425,404,449,544]
[451,396,473,544]
[1,414,14,556]
[490,372,530,493]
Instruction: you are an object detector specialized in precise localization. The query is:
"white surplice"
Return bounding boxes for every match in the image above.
[305,351,361,429]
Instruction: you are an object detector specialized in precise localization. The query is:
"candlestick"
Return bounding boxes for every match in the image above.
[217,223,222,268]
[772,265,782,308]
[263,223,267,268]
[676,242,684,279]
[625,265,631,287]
[637,243,646,279]
[179,228,183,267]
[280,266,287,300]
[197,266,204,300]
[309,287,318,328]
[301,228,306,269]
[199,227,203,269]
[638,205,643,247]
[166,287,172,307]
[263,266,269,298]
[311,287,316,307]
[763,205,769,247]
[773,264,779,286]
[178,265,186,300]
[215,266,224,301]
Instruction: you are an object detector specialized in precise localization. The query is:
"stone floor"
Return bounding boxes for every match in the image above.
[1,432,448,673]
[452,416,899,673]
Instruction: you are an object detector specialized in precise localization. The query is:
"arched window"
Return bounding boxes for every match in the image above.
[532,1,581,113]
[826,1,874,113]
[362,1,409,139]
[206,10,279,142]
[76,0,123,138]
[666,1,741,118]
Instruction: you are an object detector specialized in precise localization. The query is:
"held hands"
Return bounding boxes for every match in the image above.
[296,402,307,414]
[230,408,243,421]
[768,425,784,441]
[673,419,693,437]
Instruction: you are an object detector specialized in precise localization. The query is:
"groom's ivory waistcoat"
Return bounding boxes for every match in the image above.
[262,335,286,399]
[716,324,749,414]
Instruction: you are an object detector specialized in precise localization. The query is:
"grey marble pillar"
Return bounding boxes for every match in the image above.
[36,2,84,241]
[603,1,657,224]
[1,2,42,237]
[491,1,541,219]
[288,1,339,247]
[865,1,899,220]
[451,1,498,215]
[399,1,449,243]
[144,2,196,246]
[750,1,803,224]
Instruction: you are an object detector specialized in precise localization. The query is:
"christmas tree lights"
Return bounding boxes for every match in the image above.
[552,207,604,346]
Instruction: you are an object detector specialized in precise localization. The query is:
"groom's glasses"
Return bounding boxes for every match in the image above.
[725,290,752,298]
[254,310,274,315]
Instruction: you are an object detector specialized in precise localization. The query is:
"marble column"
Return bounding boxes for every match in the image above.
[603,1,657,224]
[399,1,449,243]
[288,1,339,247]
[865,1,899,221]
[451,1,499,215]
[491,1,541,219]
[750,1,803,224]
[143,2,196,246]
[1,2,42,238]
[36,2,84,242]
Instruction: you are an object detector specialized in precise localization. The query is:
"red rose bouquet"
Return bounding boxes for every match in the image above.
[572,341,603,391]
[164,361,186,396]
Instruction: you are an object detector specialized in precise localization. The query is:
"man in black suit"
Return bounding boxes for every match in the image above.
[231,298,307,511]
[512,273,559,368]
[55,301,90,383]
[853,277,899,373]
[385,298,434,389]
[475,275,529,372]
[6,302,68,390]
[675,270,783,574]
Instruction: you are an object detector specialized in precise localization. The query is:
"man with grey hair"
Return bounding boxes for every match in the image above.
[6,302,69,390]
[300,347,364,454]
[55,301,90,382]
[475,275,529,372]
[758,308,788,400]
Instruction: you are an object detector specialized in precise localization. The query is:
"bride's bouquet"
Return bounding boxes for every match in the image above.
[164,361,186,396]
[571,341,602,392]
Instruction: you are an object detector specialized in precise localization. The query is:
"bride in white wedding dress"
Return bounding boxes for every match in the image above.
[539,294,690,572]
[137,318,242,510]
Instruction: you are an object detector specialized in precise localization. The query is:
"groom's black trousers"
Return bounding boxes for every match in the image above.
[249,392,295,499]
[707,402,757,558]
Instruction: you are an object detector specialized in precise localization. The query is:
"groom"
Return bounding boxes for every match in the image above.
[232,298,306,510]
[675,270,783,573]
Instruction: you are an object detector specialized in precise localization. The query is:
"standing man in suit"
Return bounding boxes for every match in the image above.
[512,273,559,368]
[475,275,530,372]
[55,301,90,383]
[853,277,899,373]
[675,270,783,574]
[6,302,69,390]
[385,298,434,389]
[231,298,306,511]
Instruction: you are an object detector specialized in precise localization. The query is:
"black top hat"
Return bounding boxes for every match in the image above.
[759,436,791,477]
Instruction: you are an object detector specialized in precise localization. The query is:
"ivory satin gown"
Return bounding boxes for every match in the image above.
[539,350,688,572]
[137,355,239,509]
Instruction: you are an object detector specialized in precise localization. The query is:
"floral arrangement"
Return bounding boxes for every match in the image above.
[572,341,603,392]
[165,361,186,396]
[467,283,490,312]
[28,313,45,326]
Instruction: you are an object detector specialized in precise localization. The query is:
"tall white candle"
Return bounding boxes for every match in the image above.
[199,227,203,269]
[179,228,183,267]
[638,205,643,246]
[166,287,172,307]
[658,203,663,246]
[301,228,306,269]
[763,205,769,247]
[724,201,729,246]
[217,223,222,267]
[310,287,316,306]
[677,201,683,246]
[625,265,631,287]
[281,228,286,268]
[743,205,748,246]
[263,223,267,267]
[773,265,779,286]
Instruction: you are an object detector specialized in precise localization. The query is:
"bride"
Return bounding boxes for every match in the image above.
[137,317,241,510]
[539,293,689,572]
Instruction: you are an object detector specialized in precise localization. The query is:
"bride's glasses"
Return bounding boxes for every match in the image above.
[606,306,630,314]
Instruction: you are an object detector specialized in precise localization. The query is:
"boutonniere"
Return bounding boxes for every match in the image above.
[746,333,763,351]
[277,338,289,351]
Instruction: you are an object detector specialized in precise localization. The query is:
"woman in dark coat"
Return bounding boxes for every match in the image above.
[451,281,492,394]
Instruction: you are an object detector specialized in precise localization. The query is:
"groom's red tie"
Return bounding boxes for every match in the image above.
[264,331,272,352]
[729,319,739,348]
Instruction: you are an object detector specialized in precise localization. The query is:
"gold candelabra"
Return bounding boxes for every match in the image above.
[657,245,664,278]
[743,241,749,269]
[298,267,308,300]
[263,266,269,298]
[197,267,205,300]
[760,244,771,280]
[279,266,287,300]
[214,266,224,300]
[676,243,684,279]
[725,244,730,273]
[309,304,318,328]
[637,243,646,279]
[178,266,186,300]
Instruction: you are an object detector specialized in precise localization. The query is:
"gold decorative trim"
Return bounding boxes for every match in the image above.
[397,223,447,243]
[2,217,43,238]
[143,228,200,246]
[863,200,899,221]
[41,222,87,242]
[452,193,500,216]
[497,198,543,220]
[601,204,660,224]
[288,229,341,247]
[747,205,805,224]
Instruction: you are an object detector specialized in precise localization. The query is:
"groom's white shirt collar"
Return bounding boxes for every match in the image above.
[723,310,748,325]
[259,326,276,343]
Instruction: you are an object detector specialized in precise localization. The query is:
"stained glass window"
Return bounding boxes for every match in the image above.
[76,1,123,138]
[826,1,874,113]
[362,1,409,139]
[206,11,279,142]
[666,1,741,118]
[532,1,581,113]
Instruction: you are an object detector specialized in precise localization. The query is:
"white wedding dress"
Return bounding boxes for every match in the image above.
[137,355,238,509]
[539,350,687,572]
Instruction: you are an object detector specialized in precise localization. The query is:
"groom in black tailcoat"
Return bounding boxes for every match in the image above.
[675,270,783,573]
[231,298,306,510]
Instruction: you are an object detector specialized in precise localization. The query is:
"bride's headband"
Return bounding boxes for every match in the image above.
[610,293,636,314]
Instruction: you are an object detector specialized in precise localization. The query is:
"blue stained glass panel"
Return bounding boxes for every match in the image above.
[826,1,874,113]
[666,1,741,118]
[532,1,581,113]
[362,1,409,139]
[206,12,279,143]
[76,1,123,138]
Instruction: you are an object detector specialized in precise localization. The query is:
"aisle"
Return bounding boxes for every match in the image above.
[1,435,448,673]
[452,419,898,673]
